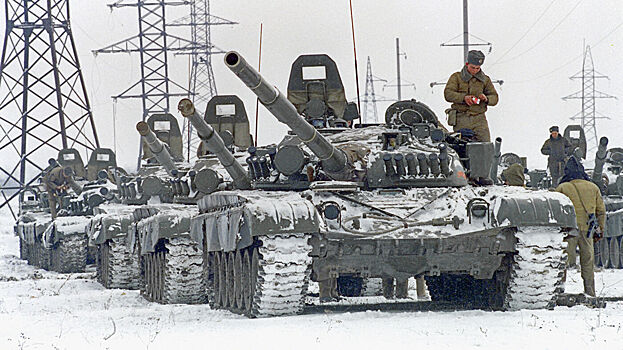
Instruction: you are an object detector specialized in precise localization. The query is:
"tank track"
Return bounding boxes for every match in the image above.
[506,227,567,310]
[426,227,566,310]
[142,236,204,304]
[19,238,28,260]
[50,233,88,273]
[96,237,140,289]
[208,233,313,317]
[20,238,52,270]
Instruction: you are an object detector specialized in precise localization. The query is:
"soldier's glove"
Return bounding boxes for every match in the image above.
[593,228,603,243]
[458,128,475,140]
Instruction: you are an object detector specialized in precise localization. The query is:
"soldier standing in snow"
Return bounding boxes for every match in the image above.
[444,50,499,143]
[556,157,605,297]
[540,126,572,187]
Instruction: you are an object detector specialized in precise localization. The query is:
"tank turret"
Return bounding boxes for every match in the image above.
[136,121,177,175]
[224,51,352,181]
[178,98,251,190]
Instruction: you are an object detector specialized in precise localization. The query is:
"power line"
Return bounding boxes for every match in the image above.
[493,0,583,66]
[505,21,623,84]
[489,0,558,67]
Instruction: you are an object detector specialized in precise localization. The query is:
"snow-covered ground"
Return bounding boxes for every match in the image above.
[1,209,623,350]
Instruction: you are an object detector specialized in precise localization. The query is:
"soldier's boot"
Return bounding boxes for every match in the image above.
[583,280,596,297]
[477,177,494,186]
[319,278,339,302]
[330,278,339,299]
[319,279,333,303]
[382,278,395,299]
[395,278,408,299]
[415,276,427,299]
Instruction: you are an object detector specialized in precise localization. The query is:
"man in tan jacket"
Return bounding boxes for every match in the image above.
[556,157,605,296]
[43,166,80,219]
[444,50,499,142]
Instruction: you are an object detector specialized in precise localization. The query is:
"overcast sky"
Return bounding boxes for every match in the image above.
[4,0,623,171]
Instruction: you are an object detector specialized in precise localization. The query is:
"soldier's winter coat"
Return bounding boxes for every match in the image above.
[541,135,572,168]
[444,66,499,115]
[556,179,605,233]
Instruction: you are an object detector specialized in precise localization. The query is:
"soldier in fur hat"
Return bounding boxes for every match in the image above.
[444,50,499,142]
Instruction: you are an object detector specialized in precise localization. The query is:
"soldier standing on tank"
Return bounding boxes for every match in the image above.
[43,166,79,219]
[444,50,499,143]
[556,157,605,297]
[541,126,572,187]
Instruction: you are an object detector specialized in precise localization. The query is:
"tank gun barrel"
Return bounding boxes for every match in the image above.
[224,51,350,179]
[592,136,608,186]
[177,99,251,190]
[490,137,502,184]
[136,121,177,174]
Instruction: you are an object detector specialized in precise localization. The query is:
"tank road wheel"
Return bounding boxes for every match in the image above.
[248,245,260,316]
[242,248,254,314]
[204,252,216,306]
[150,253,156,301]
[602,237,619,269]
[154,252,161,302]
[609,237,620,269]
[144,254,151,300]
[600,238,611,268]
[234,250,244,310]
[225,252,235,308]
[211,252,221,308]
[150,253,157,302]
[217,252,227,307]
[158,250,166,303]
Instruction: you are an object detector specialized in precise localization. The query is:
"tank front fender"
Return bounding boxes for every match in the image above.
[494,193,576,229]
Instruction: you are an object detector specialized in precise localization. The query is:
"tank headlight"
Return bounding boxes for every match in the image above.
[466,198,490,224]
[323,204,340,220]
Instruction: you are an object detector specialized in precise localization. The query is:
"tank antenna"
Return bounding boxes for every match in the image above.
[349,0,362,124]
[254,23,263,146]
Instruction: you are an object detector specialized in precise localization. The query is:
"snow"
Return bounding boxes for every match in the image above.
[1,207,623,349]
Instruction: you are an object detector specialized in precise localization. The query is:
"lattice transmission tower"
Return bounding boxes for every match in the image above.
[361,56,389,124]
[169,0,236,161]
[0,0,99,216]
[563,45,616,152]
[94,0,207,167]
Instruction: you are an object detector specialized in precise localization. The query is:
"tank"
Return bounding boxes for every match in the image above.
[88,98,255,304]
[14,148,120,273]
[587,136,623,269]
[182,51,577,318]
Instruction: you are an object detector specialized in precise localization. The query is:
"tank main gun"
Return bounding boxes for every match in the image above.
[592,136,609,189]
[177,98,252,190]
[136,121,177,174]
[224,51,351,181]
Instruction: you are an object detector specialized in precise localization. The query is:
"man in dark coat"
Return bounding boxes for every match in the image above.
[541,125,572,186]
[444,50,499,142]
[556,157,605,296]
